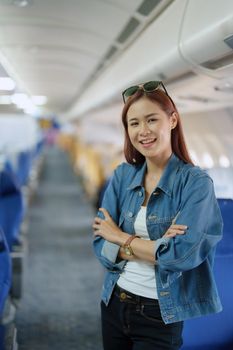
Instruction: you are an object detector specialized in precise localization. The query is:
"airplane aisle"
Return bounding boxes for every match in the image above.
[15,146,103,350]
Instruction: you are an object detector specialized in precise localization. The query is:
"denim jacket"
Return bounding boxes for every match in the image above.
[93,154,223,324]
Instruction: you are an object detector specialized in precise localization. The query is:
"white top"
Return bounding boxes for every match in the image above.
[117,206,158,299]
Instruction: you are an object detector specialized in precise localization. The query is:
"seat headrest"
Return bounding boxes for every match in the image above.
[0,170,20,196]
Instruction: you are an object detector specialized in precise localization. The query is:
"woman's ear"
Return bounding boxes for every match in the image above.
[170,112,178,129]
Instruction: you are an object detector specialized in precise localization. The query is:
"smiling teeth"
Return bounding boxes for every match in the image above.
[141,139,156,144]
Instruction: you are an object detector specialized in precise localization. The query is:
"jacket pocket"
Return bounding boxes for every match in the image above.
[118,211,135,233]
[148,216,173,238]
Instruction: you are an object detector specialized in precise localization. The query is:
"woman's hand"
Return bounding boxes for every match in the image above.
[163,224,187,238]
[93,208,128,245]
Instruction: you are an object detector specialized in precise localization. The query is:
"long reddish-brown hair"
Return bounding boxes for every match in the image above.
[122,89,194,165]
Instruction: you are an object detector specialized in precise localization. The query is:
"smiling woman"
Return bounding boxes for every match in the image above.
[121,86,193,166]
[93,81,223,350]
[127,98,177,162]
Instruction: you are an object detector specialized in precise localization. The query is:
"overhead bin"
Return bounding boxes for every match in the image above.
[179,0,233,79]
[65,0,233,119]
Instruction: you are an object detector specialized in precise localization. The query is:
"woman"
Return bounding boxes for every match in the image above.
[93,81,223,350]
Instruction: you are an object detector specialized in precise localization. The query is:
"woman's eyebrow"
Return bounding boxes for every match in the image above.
[145,113,159,118]
[128,113,158,122]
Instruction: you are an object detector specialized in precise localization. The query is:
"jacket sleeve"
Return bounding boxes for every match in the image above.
[93,165,125,272]
[155,172,223,288]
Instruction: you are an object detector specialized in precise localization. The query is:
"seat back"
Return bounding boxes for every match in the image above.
[16,150,33,186]
[0,170,24,250]
[0,229,11,317]
[182,198,233,349]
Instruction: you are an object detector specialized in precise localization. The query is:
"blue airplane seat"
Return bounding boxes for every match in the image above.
[16,150,33,186]
[35,138,44,158]
[0,229,11,317]
[0,170,24,251]
[181,198,233,349]
[0,327,4,350]
[0,166,20,195]
[4,160,14,176]
[216,198,233,255]
[4,158,20,186]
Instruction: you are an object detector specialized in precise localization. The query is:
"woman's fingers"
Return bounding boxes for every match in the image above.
[171,224,187,231]
[94,217,102,224]
[164,224,188,238]
[92,223,100,230]
[92,209,111,236]
[92,216,101,232]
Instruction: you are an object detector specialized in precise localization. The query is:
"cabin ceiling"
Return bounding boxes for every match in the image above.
[0,0,173,116]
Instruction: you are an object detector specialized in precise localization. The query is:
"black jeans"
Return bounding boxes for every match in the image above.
[101,286,183,350]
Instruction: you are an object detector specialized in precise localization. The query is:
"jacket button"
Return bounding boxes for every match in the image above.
[160,291,170,296]
[138,191,142,197]
[128,212,133,218]
[153,191,160,195]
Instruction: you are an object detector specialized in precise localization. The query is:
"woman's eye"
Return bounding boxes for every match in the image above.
[130,122,138,127]
[148,118,156,123]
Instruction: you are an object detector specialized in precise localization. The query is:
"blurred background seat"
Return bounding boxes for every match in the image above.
[0,170,24,251]
[0,228,16,350]
[182,198,233,350]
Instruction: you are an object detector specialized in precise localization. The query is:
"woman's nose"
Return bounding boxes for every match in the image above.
[139,123,151,135]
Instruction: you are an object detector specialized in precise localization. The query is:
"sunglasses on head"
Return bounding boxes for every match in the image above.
[122,80,169,103]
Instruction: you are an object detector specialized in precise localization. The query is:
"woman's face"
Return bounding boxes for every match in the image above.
[126,96,177,161]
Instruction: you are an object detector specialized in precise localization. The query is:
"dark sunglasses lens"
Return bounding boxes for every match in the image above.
[124,86,139,99]
[143,81,160,92]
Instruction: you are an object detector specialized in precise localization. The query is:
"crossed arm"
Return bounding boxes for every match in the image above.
[93,208,187,264]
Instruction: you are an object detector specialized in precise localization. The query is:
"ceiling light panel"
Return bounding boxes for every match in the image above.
[0,0,32,6]
[117,17,141,44]
[0,77,15,90]
[0,0,173,115]
[137,0,162,16]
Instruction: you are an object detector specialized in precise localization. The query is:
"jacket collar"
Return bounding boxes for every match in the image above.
[128,153,182,197]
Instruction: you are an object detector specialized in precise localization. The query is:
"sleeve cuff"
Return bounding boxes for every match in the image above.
[154,237,170,258]
[101,241,120,263]
[154,237,182,288]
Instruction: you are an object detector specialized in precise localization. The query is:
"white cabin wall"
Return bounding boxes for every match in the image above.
[181,108,233,168]
[181,107,233,198]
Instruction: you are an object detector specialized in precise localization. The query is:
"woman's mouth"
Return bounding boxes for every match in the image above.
[139,138,157,148]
